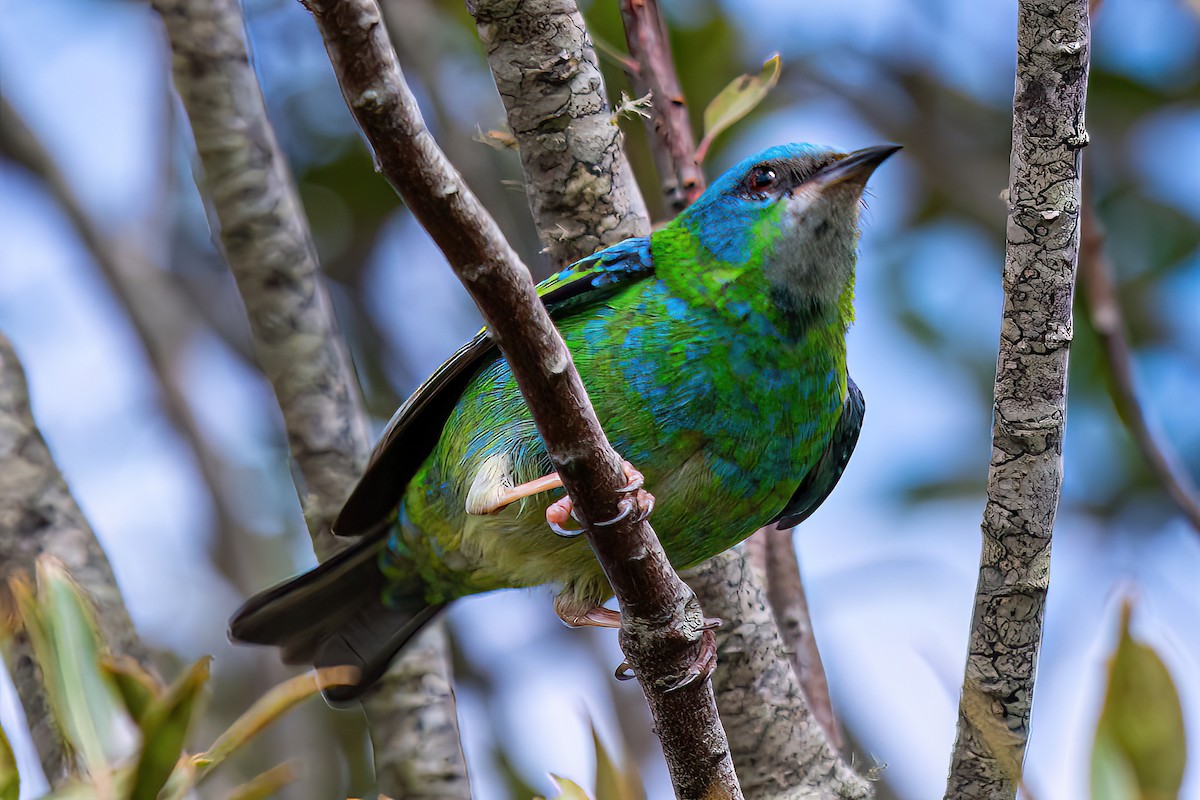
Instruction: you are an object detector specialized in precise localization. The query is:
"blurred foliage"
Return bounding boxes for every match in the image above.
[1,723,17,800]
[1,556,354,800]
[697,54,782,162]
[1091,600,1188,800]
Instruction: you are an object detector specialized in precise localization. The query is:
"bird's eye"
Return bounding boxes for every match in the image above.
[751,167,777,189]
[742,165,779,198]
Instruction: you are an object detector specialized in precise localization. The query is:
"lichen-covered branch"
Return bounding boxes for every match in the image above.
[745,527,843,751]
[686,548,870,799]
[1079,191,1200,532]
[944,2,1090,797]
[148,0,468,793]
[619,0,705,213]
[469,0,650,265]
[150,0,369,557]
[0,332,156,786]
[303,1,740,795]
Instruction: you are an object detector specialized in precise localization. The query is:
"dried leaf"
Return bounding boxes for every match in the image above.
[225,762,298,800]
[1090,600,1187,800]
[192,666,358,782]
[697,54,781,162]
[474,128,517,150]
[127,657,211,800]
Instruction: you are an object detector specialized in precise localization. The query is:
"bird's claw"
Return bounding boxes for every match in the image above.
[665,628,719,692]
[544,460,654,537]
[615,460,645,495]
[547,499,585,538]
[609,625,720,689]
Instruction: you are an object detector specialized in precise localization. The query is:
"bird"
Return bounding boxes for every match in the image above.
[229,142,898,702]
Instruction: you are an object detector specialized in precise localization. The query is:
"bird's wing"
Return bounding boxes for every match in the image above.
[333,237,656,536]
[770,376,865,530]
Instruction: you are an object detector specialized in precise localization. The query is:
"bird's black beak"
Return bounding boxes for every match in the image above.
[809,144,902,189]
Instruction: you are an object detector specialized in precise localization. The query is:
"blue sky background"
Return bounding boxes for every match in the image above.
[1,0,1198,797]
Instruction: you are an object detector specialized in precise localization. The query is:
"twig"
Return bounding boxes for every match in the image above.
[944,2,1090,797]
[1078,189,1200,532]
[686,548,870,798]
[303,0,741,795]
[0,333,157,786]
[147,0,469,793]
[469,0,650,265]
[619,0,706,213]
[746,526,843,751]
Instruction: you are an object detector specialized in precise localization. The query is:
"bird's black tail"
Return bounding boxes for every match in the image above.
[228,533,442,703]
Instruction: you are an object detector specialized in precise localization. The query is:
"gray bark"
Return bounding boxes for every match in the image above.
[944,1,1090,797]
[469,0,650,265]
[0,333,156,787]
[148,0,469,793]
[686,549,870,800]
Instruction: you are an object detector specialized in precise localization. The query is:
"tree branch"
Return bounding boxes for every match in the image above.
[469,0,650,266]
[619,0,706,213]
[945,1,1090,796]
[745,527,843,751]
[1078,189,1200,532]
[303,1,740,795]
[147,0,468,792]
[0,332,157,787]
[686,548,870,799]
[151,0,369,556]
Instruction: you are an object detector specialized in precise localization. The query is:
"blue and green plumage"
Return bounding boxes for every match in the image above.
[229,142,896,700]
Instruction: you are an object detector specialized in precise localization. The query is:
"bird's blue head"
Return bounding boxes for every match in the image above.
[670,142,899,308]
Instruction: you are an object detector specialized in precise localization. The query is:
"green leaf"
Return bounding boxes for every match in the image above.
[126,657,211,800]
[1090,600,1187,800]
[697,54,781,162]
[100,655,164,727]
[591,721,644,800]
[13,557,133,778]
[192,666,358,783]
[0,722,19,800]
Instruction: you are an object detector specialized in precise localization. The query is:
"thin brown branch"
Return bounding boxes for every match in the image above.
[0,332,157,787]
[1079,189,1200,532]
[619,0,706,213]
[748,526,843,751]
[469,0,651,266]
[945,1,1090,797]
[304,0,740,795]
[147,0,468,792]
[686,548,869,798]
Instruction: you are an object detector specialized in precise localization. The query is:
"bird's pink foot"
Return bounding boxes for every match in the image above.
[554,596,622,629]
[546,460,654,538]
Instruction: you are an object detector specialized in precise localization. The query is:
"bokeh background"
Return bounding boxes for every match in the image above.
[1,0,1198,797]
